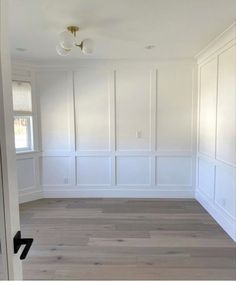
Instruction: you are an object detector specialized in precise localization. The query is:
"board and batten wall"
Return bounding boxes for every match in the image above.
[196,22,236,240]
[32,60,196,198]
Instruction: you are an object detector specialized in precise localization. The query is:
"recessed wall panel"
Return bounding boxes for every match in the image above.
[156,157,192,186]
[199,59,217,157]
[74,70,111,151]
[16,158,35,190]
[77,157,111,185]
[116,69,152,151]
[216,46,236,166]
[36,71,73,152]
[40,157,72,186]
[198,158,215,199]
[215,165,236,219]
[116,156,150,185]
[157,65,192,151]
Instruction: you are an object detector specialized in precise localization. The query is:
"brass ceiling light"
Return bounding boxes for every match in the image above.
[56,25,95,56]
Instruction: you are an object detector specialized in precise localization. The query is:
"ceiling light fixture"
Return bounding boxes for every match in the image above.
[16,47,27,52]
[145,45,156,50]
[56,26,95,56]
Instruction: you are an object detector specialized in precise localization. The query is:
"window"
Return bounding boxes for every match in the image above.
[12,81,34,152]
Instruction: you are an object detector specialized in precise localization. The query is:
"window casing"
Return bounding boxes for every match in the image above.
[12,81,34,152]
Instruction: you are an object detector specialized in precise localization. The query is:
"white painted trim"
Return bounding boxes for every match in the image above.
[198,153,236,169]
[196,21,236,63]
[16,151,43,204]
[196,190,236,241]
[196,23,236,242]
[196,156,215,201]
[44,189,194,199]
[0,0,22,278]
[41,183,194,190]
[191,64,198,194]
[19,190,43,204]
[12,59,195,71]
[39,150,194,157]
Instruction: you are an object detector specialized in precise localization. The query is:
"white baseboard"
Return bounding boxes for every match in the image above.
[196,190,236,241]
[19,190,43,204]
[43,188,195,198]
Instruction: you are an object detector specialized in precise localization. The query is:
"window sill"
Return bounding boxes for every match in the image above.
[16,150,39,155]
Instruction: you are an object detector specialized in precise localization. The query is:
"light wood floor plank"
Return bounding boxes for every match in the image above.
[20,198,236,280]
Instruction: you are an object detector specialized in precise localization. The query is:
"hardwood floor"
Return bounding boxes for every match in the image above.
[20,199,236,280]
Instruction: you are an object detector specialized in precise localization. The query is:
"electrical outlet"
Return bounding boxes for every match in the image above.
[221,198,226,208]
[64,177,69,184]
[136,130,142,139]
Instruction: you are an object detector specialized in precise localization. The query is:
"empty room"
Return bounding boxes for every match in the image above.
[0,0,236,280]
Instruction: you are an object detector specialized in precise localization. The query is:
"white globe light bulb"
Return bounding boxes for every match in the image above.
[56,44,71,56]
[58,30,75,50]
[81,38,95,54]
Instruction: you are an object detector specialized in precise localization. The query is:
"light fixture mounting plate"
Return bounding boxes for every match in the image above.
[67,26,79,35]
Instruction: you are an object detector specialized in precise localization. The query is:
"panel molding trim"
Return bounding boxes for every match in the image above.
[196,22,236,241]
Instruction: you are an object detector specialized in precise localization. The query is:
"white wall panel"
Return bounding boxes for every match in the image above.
[16,158,35,190]
[196,24,236,240]
[77,157,111,186]
[157,65,192,151]
[40,156,72,186]
[199,59,217,157]
[36,71,73,152]
[116,156,151,185]
[116,69,152,151]
[74,70,111,151]
[215,165,236,219]
[156,157,192,186]
[33,61,195,198]
[198,157,215,199]
[216,46,236,165]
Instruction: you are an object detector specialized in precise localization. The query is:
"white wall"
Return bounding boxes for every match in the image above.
[32,60,196,198]
[196,22,236,241]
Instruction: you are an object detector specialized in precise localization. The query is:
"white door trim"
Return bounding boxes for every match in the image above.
[0,0,23,279]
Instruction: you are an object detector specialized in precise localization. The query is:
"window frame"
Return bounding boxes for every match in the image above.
[12,79,35,153]
[13,115,33,153]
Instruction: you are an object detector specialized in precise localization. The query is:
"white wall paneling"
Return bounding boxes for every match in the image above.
[74,70,112,152]
[157,64,193,152]
[16,158,35,190]
[196,22,236,241]
[16,152,42,204]
[39,156,74,187]
[38,62,194,197]
[156,156,192,187]
[36,71,74,152]
[13,60,195,200]
[116,156,151,186]
[215,164,236,219]
[77,156,111,186]
[216,45,236,166]
[197,156,215,200]
[116,69,155,152]
[198,58,217,157]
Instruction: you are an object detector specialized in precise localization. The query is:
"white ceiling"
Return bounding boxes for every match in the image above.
[9,0,236,62]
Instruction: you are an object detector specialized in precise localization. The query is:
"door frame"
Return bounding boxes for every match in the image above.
[0,0,23,279]
[0,148,8,279]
